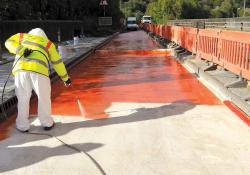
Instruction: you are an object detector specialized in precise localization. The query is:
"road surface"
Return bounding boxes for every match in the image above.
[0,31,250,175]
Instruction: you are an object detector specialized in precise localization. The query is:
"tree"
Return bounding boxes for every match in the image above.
[145,0,249,23]
[121,0,151,21]
[0,0,123,21]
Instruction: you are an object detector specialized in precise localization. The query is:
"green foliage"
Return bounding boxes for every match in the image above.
[0,0,32,20]
[145,0,250,24]
[120,0,150,21]
[1,0,250,24]
[0,0,123,21]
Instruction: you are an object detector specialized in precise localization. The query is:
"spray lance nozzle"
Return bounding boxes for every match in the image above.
[23,48,33,57]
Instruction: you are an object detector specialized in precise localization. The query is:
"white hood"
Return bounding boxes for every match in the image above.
[28,28,48,39]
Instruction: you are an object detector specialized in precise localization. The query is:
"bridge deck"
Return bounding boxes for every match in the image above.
[0,31,250,175]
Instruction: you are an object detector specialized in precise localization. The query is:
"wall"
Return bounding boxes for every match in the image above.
[0,20,87,45]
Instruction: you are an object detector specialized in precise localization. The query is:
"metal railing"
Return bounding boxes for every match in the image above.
[166,17,250,31]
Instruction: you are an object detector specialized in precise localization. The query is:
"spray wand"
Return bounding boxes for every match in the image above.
[67,84,86,117]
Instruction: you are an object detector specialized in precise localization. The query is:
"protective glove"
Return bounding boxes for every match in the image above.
[64,78,72,87]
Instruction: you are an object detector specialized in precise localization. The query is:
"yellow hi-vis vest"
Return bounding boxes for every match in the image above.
[5,33,69,82]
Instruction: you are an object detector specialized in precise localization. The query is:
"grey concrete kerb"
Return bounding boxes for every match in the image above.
[171,50,250,116]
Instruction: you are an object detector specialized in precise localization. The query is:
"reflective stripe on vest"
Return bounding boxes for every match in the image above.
[21,57,48,68]
[19,33,24,44]
[7,39,15,43]
[51,59,63,64]
[45,41,63,65]
[22,41,51,58]
[16,45,24,54]
[46,41,52,49]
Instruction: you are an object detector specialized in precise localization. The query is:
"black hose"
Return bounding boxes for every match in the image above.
[1,54,24,119]
[26,132,107,175]
[1,49,50,120]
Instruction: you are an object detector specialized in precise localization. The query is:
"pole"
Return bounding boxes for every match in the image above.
[0,25,2,61]
[57,27,61,42]
[104,5,106,17]
[244,0,246,17]
[0,45,2,61]
[39,0,43,20]
[125,2,128,17]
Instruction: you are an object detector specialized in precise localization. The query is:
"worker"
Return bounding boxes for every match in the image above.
[5,28,71,132]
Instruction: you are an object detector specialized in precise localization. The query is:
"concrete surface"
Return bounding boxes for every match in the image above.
[1,102,250,175]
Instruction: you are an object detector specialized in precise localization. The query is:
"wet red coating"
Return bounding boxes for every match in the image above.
[1,31,221,140]
[0,116,15,140]
[45,32,220,118]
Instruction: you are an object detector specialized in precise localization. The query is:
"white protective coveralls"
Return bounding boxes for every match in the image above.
[12,28,68,131]
[15,71,52,131]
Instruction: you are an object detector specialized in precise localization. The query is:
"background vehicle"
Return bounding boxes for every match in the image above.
[127,17,139,30]
[141,16,152,24]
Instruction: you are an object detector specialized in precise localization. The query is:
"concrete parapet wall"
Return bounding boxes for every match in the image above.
[0,20,87,45]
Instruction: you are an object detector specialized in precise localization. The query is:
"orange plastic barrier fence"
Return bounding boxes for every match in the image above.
[142,24,250,80]
[162,25,172,41]
[171,26,182,46]
[220,31,250,79]
[158,25,163,37]
[196,29,221,64]
[151,24,154,33]
[183,27,198,54]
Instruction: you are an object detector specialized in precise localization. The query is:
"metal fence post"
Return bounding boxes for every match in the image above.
[241,22,243,31]
[58,27,61,43]
[81,24,84,38]
[0,22,2,61]
[0,44,2,61]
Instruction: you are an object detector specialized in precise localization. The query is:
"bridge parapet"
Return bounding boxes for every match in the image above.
[167,17,250,31]
[142,23,250,81]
